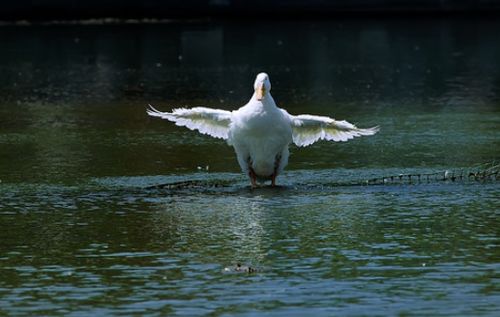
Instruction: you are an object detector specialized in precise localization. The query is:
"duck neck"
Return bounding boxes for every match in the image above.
[252,92,275,107]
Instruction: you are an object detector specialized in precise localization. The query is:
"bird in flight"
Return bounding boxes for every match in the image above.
[147,72,379,188]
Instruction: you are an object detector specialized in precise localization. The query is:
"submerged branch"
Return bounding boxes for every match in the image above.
[146,162,499,191]
[330,162,500,187]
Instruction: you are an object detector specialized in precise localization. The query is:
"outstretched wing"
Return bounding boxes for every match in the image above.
[289,114,379,147]
[147,104,232,140]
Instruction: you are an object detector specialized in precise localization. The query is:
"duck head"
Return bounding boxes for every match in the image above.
[254,72,271,101]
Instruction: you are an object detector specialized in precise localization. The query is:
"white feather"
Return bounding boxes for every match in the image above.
[147,104,232,140]
[289,114,379,147]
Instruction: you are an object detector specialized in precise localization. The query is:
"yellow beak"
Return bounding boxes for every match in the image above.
[256,84,265,100]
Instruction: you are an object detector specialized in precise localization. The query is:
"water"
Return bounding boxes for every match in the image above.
[1,18,499,316]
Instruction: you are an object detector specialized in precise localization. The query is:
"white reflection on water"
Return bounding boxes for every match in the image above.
[149,193,269,264]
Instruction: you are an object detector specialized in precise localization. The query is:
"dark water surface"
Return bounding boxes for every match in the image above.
[1,18,499,316]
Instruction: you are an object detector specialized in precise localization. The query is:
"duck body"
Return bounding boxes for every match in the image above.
[228,94,292,182]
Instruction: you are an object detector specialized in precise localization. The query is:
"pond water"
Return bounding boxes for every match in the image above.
[0,18,499,316]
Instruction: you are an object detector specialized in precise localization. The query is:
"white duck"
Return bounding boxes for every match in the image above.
[147,72,379,187]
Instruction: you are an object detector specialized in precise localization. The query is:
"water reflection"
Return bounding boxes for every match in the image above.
[1,19,499,106]
[1,179,498,315]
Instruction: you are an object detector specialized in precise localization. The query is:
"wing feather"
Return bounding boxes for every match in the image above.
[147,104,232,140]
[290,114,379,147]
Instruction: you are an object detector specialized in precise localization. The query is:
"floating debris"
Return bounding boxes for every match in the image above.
[223,263,257,274]
[197,165,209,171]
